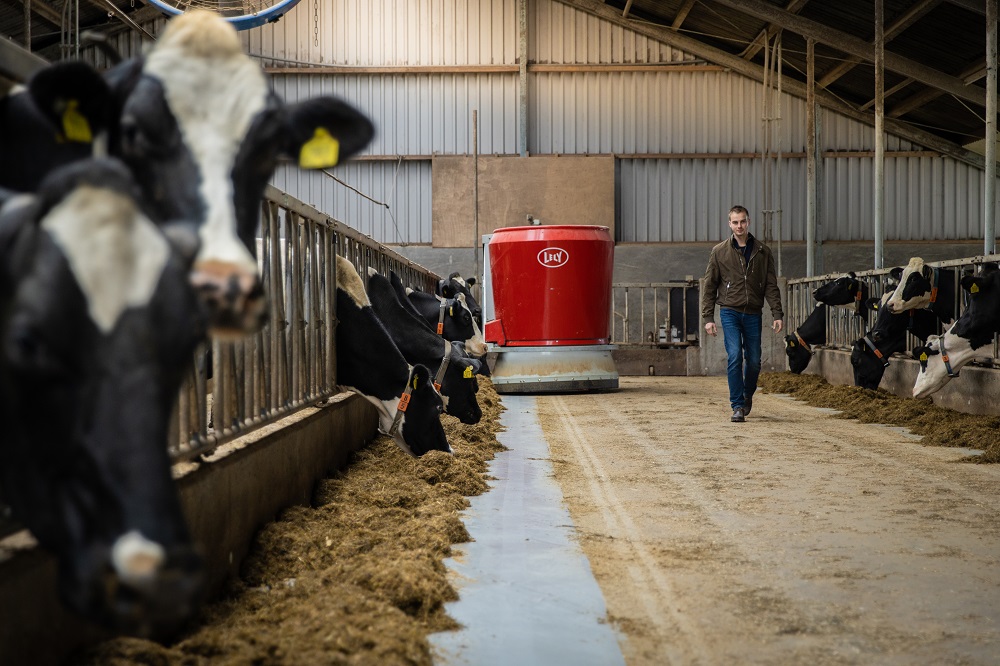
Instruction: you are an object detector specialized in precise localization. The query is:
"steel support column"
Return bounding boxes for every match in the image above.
[806,38,817,276]
[518,0,528,158]
[987,0,998,255]
[874,0,885,269]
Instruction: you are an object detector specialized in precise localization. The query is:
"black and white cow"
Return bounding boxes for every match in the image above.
[911,265,1000,398]
[335,257,451,457]
[368,269,482,424]
[406,288,488,357]
[851,290,939,390]
[437,272,481,325]
[885,257,958,325]
[0,61,113,199]
[813,272,872,319]
[784,303,828,374]
[97,10,374,336]
[0,159,206,636]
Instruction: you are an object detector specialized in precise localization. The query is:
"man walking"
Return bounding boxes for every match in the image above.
[701,205,784,422]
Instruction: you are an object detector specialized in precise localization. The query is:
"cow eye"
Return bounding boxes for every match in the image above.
[120,114,178,159]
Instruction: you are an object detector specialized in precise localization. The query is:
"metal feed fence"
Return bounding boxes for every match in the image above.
[0,185,438,539]
[611,281,701,348]
[785,254,1000,362]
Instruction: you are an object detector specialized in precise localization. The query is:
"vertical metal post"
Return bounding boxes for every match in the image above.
[775,36,783,277]
[761,35,770,242]
[806,38,817,276]
[518,0,528,157]
[23,0,30,49]
[986,0,998,255]
[815,109,824,275]
[473,109,480,283]
[874,0,885,269]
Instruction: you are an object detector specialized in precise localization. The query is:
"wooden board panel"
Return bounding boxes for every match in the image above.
[433,155,615,248]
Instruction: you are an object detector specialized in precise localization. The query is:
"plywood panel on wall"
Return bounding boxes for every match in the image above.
[433,155,614,248]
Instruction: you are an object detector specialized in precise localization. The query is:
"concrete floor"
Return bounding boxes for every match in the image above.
[429,396,626,666]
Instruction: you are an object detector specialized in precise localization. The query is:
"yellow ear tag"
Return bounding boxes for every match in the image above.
[62,100,92,143]
[789,341,795,347]
[412,375,419,390]
[299,128,340,169]
[970,283,980,294]
[449,306,454,317]
[920,352,928,361]
[463,366,473,379]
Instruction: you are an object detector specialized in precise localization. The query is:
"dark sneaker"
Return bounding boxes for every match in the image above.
[731,408,745,423]
[744,394,753,415]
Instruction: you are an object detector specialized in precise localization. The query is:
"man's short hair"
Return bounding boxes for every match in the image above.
[729,205,750,219]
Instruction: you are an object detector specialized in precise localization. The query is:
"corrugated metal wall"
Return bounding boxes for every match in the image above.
[86,0,997,247]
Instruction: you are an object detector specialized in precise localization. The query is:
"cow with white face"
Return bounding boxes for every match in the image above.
[104,10,374,336]
[0,159,207,637]
[885,257,957,325]
[911,266,1000,398]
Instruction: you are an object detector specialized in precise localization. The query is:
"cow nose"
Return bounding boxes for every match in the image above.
[191,260,269,337]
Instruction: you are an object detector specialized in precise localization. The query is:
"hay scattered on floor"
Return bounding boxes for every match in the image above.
[73,380,507,665]
[759,372,1000,463]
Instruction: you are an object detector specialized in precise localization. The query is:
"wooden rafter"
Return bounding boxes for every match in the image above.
[671,0,697,30]
[888,59,991,117]
[711,0,986,107]
[817,0,941,89]
[739,0,810,61]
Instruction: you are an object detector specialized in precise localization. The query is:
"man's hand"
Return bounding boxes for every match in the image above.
[772,319,783,334]
[705,322,717,337]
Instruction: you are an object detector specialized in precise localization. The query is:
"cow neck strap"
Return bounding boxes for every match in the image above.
[436,301,447,336]
[794,330,811,353]
[937,335,959,378]
[929,267,940,304]
[389,368,416,436]
[433,340,451,393]
[854,285,864,317]
[862,334,889,367]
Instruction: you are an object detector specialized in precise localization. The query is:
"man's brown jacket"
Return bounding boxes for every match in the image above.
[701,233,784,324]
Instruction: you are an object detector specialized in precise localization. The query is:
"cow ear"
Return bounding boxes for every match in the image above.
[411,364,431,390]
[441,284,456,298]
[847,272,856,279]
[466,277,476,287]
[922,264,933,279]
[282,97,375,170]
[29,61,113,144]
[889,267,903,281]
[982,262,999,274]
[961,275,985,294]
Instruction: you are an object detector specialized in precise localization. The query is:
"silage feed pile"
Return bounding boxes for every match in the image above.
[75,380,507,666]
[759,371,1000,463]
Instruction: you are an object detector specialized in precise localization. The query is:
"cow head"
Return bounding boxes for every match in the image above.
[0,61,113,195]
[439,272,481,324]
[784,334,812,374]
[912,266,1000,398]
[886,257,935,313]
[391,364,452,456]
[850,338,888,391]
[0,159,206,636]
[105,10,374,337]
[439,346,483,424]
[813,272,870,317]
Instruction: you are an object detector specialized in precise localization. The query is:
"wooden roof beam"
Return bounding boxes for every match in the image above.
[553,0,987,170]
[740,0,810,61]
[710,0,986,107]
[3,0,63,28]
[817,0,942,89]
[671,0,697,30]
[888,59,992,117]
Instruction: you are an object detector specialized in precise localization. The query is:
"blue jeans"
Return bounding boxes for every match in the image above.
[719,308,762,411]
